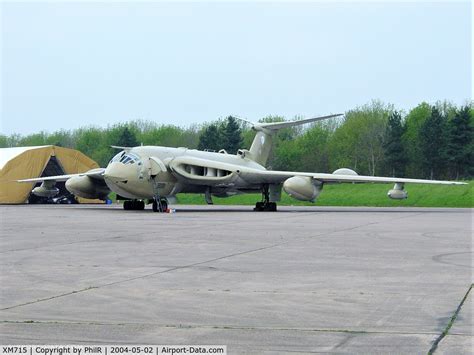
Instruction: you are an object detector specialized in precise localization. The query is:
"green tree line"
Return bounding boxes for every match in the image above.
[1,100,472,180]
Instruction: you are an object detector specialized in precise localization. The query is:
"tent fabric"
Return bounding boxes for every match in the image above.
[0,145,101,204]
[0,145,49,169]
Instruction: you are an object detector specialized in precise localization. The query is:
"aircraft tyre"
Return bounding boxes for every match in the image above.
[152,198,168,213]
[160,198,168,212]
[124,200,145,211]
[266,202,277,212]
[254,184,277,212]
[254,201,277,212]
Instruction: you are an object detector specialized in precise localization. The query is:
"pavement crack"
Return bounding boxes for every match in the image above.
[0,286,98,311]
[99,243,284,289]
[0,234,130,254]
[428,283,473,354]
[0,243,282,311]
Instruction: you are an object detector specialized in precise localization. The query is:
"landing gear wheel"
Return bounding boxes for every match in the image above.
[123,200,145,211]
[152,197,168,212]
[264,202,277,212]
[254,185,277,212]
[160,198,168,212]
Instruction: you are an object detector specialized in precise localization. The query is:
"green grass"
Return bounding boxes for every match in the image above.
[175,181,473,208]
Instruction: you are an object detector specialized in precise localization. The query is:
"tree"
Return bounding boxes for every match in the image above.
[384,111,406,177]
[1,100,470,179]
[220,116,243,154]
[75,127,108,166]
[273,139,303,171]
[295,124,332,172]
[435,100,457,121]
[329,100,391,176]
[420,106,448,179]
[115,126,139,147]
[447,105,472,179]
[402,102,431,178]
[18,132,47,146]
[181,124,200,149]
[138,123,194,148]
[198,124,221,151]
[0,135,8,148]
[45,130,75,148]
[4,134,21,148]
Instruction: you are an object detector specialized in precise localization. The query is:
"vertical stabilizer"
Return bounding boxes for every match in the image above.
[249,130,274,166]
[237,113,343,167]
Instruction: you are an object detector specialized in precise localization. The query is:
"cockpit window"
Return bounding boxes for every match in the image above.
[119,153,140,165]
[110,152,124,164]
[109,152,141,165]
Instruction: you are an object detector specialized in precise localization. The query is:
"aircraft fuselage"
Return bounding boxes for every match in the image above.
[103,146,266,200]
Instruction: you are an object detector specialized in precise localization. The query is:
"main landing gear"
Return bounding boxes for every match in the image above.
[254,185,277,212]
[123,200,145,210]
[123,198,169,212]
[152,197,168,213]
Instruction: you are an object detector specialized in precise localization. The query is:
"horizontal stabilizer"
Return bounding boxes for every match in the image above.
[234,113,344,166]
[257,113,343,131]
[235,113,343,132]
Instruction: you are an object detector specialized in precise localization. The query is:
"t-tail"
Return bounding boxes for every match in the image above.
[236,114,343,166]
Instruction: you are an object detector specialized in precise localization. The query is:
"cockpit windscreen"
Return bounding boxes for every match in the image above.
[110,152,141,165]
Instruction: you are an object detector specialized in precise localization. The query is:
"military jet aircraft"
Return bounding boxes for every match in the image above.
[19,114,465,212]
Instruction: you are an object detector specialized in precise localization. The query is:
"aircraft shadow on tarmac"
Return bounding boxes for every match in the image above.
[24,205,468,214]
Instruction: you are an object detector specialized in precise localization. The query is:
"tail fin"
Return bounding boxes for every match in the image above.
[236,114,343,167]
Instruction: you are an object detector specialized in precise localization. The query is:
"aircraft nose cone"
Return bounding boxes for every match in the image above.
[104,162,129,182]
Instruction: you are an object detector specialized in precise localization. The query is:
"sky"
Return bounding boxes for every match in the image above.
[0,0,471,135]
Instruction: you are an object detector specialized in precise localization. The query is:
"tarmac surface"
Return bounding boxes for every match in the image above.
[0,204,472,354]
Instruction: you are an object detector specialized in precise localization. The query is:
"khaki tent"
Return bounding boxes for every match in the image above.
[0,145,102,204]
